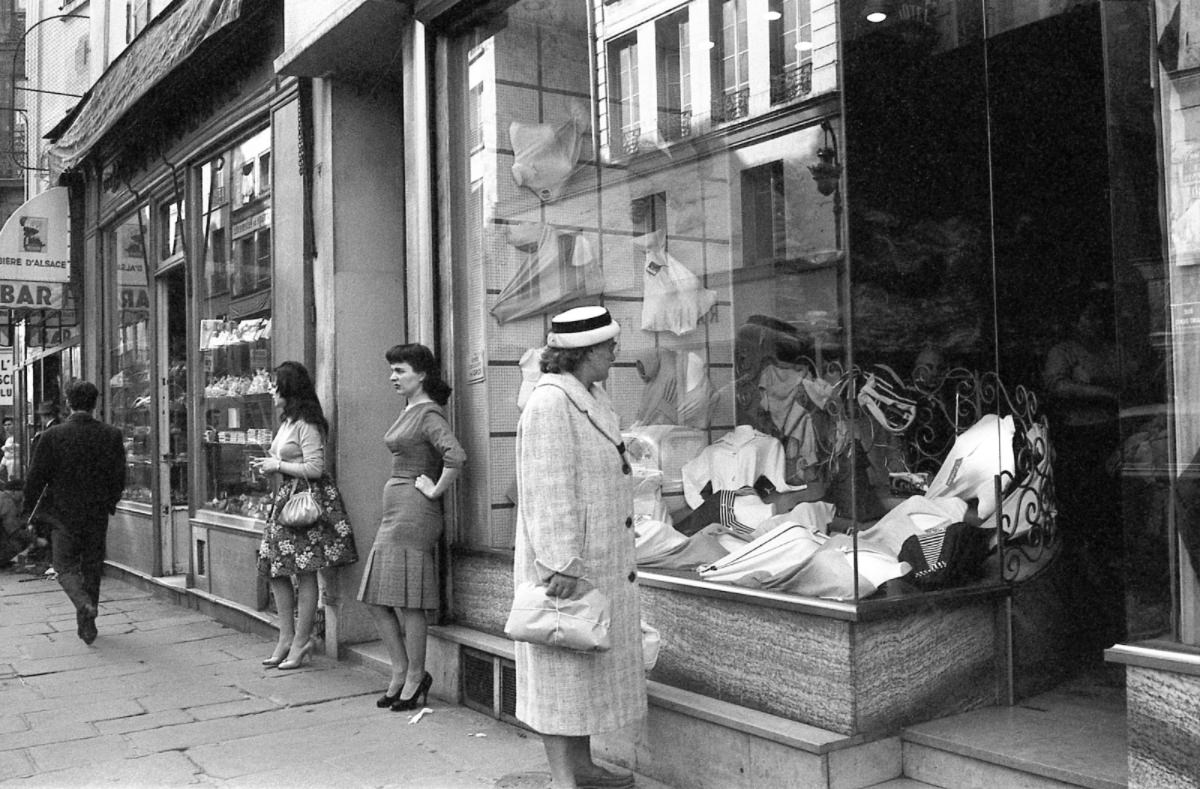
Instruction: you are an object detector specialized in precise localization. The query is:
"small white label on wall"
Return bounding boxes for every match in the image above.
[467,349,485,384]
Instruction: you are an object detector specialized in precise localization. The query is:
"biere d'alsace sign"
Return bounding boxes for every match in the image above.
[0,187,70,309]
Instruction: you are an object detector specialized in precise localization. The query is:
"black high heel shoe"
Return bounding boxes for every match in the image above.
[390,672,432,712]
[376,684,405,708]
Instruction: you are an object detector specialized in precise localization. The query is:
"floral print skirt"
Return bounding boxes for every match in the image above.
[257,474,359,577]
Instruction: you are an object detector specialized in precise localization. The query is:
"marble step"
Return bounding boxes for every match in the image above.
[899,689,1128,789]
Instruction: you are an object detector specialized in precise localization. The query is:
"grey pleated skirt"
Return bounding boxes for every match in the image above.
[356,477,442,609]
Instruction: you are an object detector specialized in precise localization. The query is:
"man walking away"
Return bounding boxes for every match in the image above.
[24,381,126,644]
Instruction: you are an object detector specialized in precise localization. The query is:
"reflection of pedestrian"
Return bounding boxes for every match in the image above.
[31,400,61,459]
[1,416,17,481]
[358,344,465,712]
[24,381,127,644]
[1043,290,1124,650]
[514,306,645,789]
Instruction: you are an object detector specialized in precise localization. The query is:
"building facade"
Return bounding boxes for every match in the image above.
[19,0,1200,785]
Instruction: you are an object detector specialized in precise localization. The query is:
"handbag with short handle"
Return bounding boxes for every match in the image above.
[505,579,612,652]
[277,476,321,529]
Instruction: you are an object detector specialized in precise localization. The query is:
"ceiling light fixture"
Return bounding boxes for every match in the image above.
[863,0,890,23]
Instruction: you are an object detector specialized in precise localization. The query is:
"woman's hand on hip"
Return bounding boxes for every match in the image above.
[414,474,437,499]
[545,572,578,598]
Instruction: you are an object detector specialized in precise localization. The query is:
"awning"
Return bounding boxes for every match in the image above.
[48,0,244,170]
[274,0,411,78]
[0,188,71,310]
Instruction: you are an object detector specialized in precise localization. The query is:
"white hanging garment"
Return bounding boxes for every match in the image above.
[676,351,717,429]
[634,230,717,335]
[491,224,605,324]
[510,116,584,202]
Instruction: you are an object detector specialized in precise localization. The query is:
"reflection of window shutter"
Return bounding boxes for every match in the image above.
[74,35,89,72]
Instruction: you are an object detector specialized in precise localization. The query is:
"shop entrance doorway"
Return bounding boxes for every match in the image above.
[156,264,189,575]
[844,2,1163,696]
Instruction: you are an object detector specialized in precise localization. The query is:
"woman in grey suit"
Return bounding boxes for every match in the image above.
[358,344,465,711]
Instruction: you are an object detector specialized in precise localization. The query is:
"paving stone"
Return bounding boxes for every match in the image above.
[125,700,368,754]
[187,695,281,721]
[2,750,201,787]
[27,733,137,773]
[0,714,28,735]
[92,708,195,735]
[11,652,115,676]
[135,683,248,713]
[0,721,97,751]
[0,749,33,781]
[23,697,144,727]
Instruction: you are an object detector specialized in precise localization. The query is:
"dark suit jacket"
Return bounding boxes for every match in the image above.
[24,412,126,531]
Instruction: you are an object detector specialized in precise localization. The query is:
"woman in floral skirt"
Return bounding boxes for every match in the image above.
[254,361,358,669]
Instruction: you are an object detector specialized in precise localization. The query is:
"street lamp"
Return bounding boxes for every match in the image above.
[808,119,843,242]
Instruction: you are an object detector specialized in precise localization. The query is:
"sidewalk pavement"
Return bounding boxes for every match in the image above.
[0,569,661,788]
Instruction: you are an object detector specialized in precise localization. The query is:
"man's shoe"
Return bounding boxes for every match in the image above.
[76,603,98,645]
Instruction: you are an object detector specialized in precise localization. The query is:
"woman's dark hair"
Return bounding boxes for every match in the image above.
[273,361,329,435]
[540,345,591,374]
[385,344,453,405]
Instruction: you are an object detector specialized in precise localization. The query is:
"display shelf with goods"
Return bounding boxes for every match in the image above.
[196,128,276,523]
[199,321,274,520]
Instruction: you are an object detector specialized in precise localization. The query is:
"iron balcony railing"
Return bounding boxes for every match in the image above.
[711,86,749,125]
[657,109,692,143]
[770,62,813,105]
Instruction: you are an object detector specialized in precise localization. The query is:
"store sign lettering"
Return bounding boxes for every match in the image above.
[0,284,54,305]
[121,287,150,309]
[0,351,12,407]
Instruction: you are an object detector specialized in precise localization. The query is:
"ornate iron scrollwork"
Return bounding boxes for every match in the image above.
[906,368,1057,583]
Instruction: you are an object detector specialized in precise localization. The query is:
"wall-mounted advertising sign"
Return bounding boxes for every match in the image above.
[0,187,70,309]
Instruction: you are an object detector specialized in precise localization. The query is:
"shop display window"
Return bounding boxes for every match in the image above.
[108,208,152,503]
[197,127,276,521]
[444,0,1158,620]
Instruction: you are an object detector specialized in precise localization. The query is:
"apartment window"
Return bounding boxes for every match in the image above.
[769,0,813,104]
[608,33,640,156]
[741,161,786,265]
[126,0,150,43]
[711,0,749,123]
[656,10,691,142]
[158,199,185,261]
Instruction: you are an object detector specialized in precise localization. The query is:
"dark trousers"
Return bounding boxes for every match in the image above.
[52,519,108,612]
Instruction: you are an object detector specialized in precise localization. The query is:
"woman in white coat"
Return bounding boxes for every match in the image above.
[514,306,646,789]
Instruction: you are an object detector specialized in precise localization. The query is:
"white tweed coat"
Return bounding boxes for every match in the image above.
[513,373,647,735]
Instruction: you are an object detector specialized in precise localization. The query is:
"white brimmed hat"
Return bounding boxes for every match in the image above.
[547,305,620,349]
